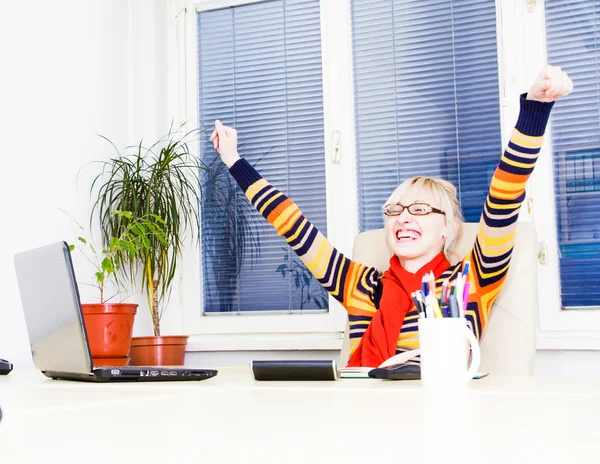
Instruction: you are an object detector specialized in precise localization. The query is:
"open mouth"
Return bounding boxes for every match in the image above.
[395,230,421,242]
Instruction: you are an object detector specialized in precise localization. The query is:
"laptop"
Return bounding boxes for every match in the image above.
[14,241,218,383]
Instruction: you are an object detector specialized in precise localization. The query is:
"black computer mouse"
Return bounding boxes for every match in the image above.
[0,358,13,375]
[368,363,421,380]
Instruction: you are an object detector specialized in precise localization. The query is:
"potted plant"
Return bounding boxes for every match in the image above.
[91,127,205,366]
[70,211,168,366]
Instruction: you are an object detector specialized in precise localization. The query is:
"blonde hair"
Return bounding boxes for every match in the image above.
[383,176,463,258]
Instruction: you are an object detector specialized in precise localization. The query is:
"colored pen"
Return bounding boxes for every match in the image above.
[447,280,455,302]
[448,294,459,318]
[428,272,443,318]
[415,290,427,317]
[440,301,449,318]
[421,278,428,296]
[441,279,448,304]
[424,294,433,318]
[462,261,470,278]
[462,281,470,316]
[455,274,464,314]
[411,292,424,317]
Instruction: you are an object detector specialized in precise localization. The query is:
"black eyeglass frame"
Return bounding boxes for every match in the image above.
[382,202,446,217]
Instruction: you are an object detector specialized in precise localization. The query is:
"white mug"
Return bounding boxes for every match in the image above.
[418,317,480,388]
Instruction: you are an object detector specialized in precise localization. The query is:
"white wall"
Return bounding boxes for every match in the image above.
[0,0,168,366]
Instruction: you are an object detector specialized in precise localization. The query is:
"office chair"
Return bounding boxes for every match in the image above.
[342,222,539,375]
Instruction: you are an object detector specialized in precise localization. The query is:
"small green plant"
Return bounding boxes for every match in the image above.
[70,211,168,303]
[275,247,328,310]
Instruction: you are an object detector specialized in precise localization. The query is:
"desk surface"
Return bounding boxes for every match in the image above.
[2,368,600,463]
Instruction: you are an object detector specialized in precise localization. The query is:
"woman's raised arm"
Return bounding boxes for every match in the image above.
[210,120,381,316]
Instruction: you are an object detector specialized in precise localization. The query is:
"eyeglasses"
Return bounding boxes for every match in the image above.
[383,202,445,217]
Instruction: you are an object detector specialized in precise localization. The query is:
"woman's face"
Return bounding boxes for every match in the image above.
[385,190,447,272]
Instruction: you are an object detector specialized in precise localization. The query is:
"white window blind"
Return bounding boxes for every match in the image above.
[197,0,328,313]
[351,0,502,231]
[545,1,600,308]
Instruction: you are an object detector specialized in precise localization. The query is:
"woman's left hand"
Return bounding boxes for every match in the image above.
[210,120,241,168]
[527,65,574,103]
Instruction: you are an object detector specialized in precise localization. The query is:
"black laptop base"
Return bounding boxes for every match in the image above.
[44,368,218,383]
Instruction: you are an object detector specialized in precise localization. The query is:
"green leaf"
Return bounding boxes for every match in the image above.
[77,237,87,244]
[68,245,75,251]
[149,214,165,224]
[118,240,136,254]
[130,222,145,238]
[95,272,105,283]
[101,257,115,273]
[112,210,133,219]
[109,237,119,250]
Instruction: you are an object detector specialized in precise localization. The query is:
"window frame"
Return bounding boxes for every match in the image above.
[169,0,358,348]
[517,0,600,348]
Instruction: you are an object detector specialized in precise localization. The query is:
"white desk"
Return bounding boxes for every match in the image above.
[2,368,600,463]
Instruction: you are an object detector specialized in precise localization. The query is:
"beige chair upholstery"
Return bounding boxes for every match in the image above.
[341,222,538,375]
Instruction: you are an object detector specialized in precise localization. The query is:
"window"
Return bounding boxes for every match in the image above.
[196,0,329,314]
[351,0,502,230]
[545,0,600,308]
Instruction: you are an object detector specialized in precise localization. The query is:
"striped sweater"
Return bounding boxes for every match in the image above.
[229,95,553,360]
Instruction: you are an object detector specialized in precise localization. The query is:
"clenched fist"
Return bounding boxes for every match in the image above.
[527,65,574,103]
[210,120,241,168]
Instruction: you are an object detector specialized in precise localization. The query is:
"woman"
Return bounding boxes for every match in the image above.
[210,65,573,367]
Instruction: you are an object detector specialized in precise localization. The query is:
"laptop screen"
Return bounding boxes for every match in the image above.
[14,241,92,374]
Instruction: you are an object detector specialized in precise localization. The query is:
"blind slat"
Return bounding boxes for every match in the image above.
[198,1,328,313]
[546,0,600,307]
[352,0,502,231]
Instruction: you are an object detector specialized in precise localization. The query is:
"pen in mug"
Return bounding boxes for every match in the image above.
[440,301,449,318]
[441,279,448,304]
[462,261,470,278]
[421,279,428,297]
[412,292,426,317]
[424,294,434,318]
[447,280,455,303]
[448,294,459,318]
[462,281,470,315]
[455,274,464,314]
[415,290,427,316]
[428,272,443,318]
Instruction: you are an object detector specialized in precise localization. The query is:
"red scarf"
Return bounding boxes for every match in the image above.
[347,252,450,367]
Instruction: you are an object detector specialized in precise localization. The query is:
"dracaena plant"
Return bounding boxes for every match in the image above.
[90,126,206,336]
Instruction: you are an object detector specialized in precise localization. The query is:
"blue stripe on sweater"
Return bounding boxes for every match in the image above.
[507,141,540,155]
[229,158,262,191]
[294,226,318,256]
[497,159,535,176]
[257,191,288,220]
[318,249,338,290]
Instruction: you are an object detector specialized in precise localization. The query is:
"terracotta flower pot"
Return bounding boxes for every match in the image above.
[81,303,137,359]
[129,335,189,366]
[93,357,131,367]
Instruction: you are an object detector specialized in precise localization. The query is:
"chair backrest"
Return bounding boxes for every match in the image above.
[342,222,538,375]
